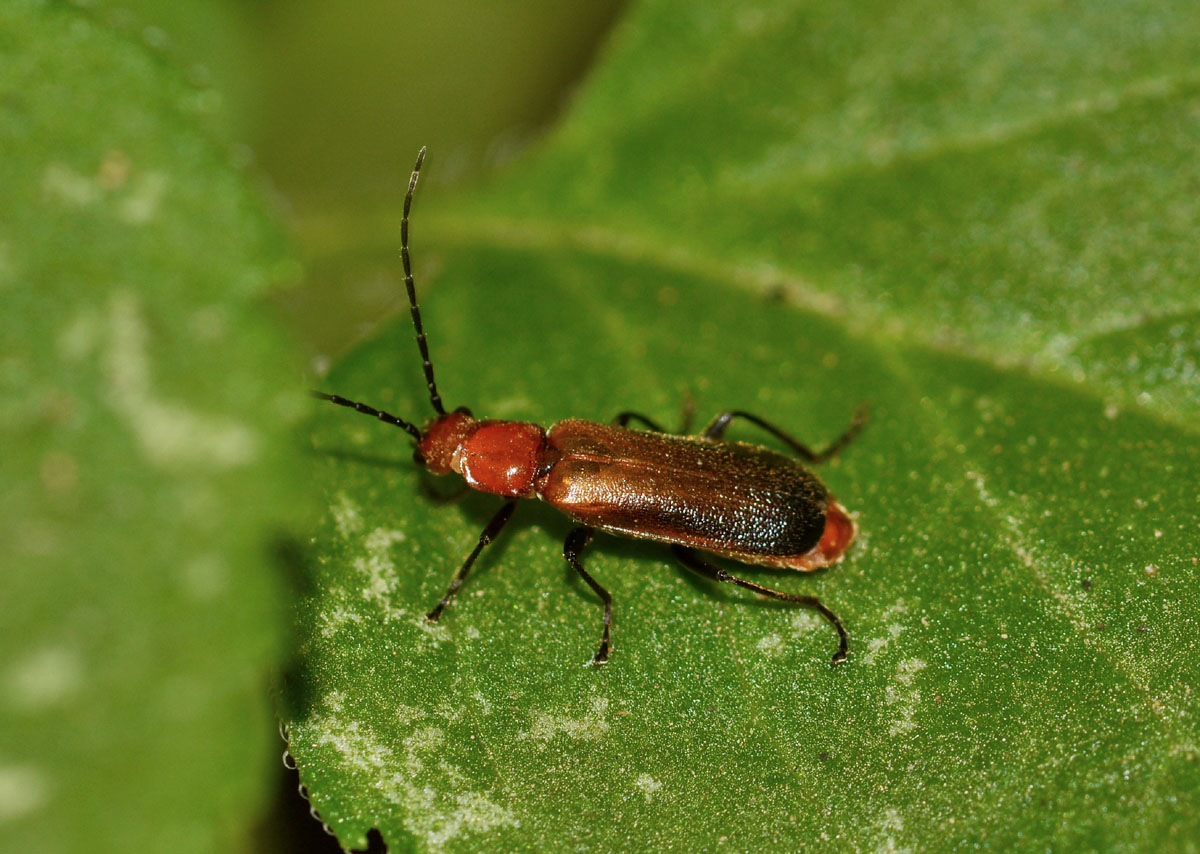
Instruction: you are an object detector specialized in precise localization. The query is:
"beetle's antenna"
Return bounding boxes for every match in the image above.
[310,391,422,441]
[402,147,446,416]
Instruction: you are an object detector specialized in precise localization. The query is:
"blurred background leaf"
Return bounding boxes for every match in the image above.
[0,2,304,852]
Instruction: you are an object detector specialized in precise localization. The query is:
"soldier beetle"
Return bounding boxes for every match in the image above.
[314,149,865,666]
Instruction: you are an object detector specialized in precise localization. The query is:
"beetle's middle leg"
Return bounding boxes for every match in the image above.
[671,545,849,666]
[426,500,517,622]
[613,411,667,432]
[563,526,613,666]
[614,391,695,434]
[702,405,867,463]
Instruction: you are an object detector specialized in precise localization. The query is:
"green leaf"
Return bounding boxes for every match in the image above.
[0,3,305,852]
[287,1,1200,851]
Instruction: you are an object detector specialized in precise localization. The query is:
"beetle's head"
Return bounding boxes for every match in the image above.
[415,408,477,473]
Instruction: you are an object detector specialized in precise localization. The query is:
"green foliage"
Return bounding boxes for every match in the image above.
[288,1,1200,851]
[0,3,305,852]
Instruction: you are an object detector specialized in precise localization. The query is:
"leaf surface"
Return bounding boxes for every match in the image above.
[287,2,1200,851]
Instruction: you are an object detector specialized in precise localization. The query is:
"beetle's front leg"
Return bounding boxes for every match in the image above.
[563,526,612,666]
[426,501,517,622]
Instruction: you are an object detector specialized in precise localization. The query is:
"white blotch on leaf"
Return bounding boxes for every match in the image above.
[788,609,822,638]
[524,696,610,742]
[319,606,363,638]
[42,159,166,224]
[873,807,912,854]
[887,658,927,736]
[355,527,406,607]
[634,774,662,803]
[756,633,784,656]
[103,292,258,468]
[395,704,425,726]
[965,470,999,508]
[864,600,908,665]
[42,163,101,207]
[119,171,167,224]
[300,691,514,852]
[6,647,83,710]
[0,764,49,821]
[332,493,365,539]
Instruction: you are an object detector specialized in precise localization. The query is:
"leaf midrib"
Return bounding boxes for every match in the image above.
[421,211,1197,432]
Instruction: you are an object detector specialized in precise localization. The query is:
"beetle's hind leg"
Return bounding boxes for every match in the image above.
[671,546,849,667]
[701,405,867,463]
[564,526,613,666]
[426,501,517,622]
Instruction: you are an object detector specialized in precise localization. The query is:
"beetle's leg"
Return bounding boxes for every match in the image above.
[613,411,668,432]
[426,501,517,622]
[677,391,696,434]
[701,405,868,463]
[671,545,849,667]
[614,395,695,434]
[419,476,470,504]
[564,526,613,666]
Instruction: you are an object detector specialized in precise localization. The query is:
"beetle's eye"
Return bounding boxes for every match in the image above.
[454,405,473,417]
[412,449,426,466]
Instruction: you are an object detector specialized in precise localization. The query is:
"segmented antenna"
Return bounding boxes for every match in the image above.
[309,391,422,441]
[403,147,445,415]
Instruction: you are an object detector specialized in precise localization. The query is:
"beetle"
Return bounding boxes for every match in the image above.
[314,148,866,667]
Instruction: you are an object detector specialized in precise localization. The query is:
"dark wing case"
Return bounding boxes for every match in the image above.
[539,419,829,563]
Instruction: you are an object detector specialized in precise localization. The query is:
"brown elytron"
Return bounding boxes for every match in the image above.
[541,420,854,570]
[314,149,866,667]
